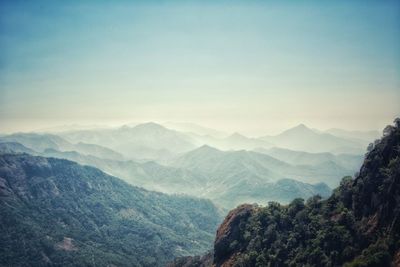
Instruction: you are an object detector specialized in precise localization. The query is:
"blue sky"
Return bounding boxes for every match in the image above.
[0,1,399,134]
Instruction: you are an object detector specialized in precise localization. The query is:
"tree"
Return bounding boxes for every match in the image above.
[394,117,400,128]
[383,125,394,137]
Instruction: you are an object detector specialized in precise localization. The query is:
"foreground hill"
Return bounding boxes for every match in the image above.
[0,154,223,267]
[170,119,400,266]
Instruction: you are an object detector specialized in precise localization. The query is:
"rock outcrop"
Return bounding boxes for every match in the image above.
[214,204,256,266]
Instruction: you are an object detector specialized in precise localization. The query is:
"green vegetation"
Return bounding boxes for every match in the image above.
[0,154,223,267]
[212,119,400,266]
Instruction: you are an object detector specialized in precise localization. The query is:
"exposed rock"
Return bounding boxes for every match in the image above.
[393,249,400,267]
[214,204,255,266]
[55,237,77,251]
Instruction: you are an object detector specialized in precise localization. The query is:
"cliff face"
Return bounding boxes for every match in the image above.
[170,119,400,267]
[214,204,256,266]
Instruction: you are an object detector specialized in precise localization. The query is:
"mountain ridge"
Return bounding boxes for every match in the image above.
[0,142,332,209]
[172,146,332,208]
[259,124,367,154]
[0,153,224,266]
[0,133,124,161]
[60,122,196,161]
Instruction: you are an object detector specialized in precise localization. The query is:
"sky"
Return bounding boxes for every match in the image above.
[0,0,399,135]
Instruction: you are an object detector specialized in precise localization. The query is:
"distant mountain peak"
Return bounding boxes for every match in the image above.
[279,123,315,136]
[293,123,310,130]
[196,144,221,153]
[131,122,167,131]
[228,132,247,139]
[140,121,163,127]
[162,122,228,137]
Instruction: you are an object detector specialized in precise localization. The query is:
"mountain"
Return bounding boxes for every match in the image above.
[0,133,124,161]
[325,128,381,143]
[187,132,273,151]
[259,124,367,154]
[0,142,37,154]
[162,122,228,138]
[0,133,74,152]
[0,136,346,208]
[171,145,332,208]
[173,145,354,188]
[219,133,273,150]
[170,119,400,267]
[255,147,363,172]
[8,144,330,208]
[0,141,209,199]
[74,142,124,160]
[0,153,224,267]
[36,124,109,133]
[40,148,207,196]
[60,122,196,161]
[172,145,286,183]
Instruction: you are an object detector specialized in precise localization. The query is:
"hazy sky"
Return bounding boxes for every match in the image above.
[1,1,399,135]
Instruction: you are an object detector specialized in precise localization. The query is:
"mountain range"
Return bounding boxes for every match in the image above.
[0,141,332,209]
[60,122,196,161]
[0,133,124,161]
[259,124,368,154]
[325,128,380,142]
[162,122,228,138]
[254,147,363,173]
[0,122,375,208]
[45,122,375,159]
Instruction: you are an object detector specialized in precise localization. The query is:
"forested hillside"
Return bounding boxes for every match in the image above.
[0,154,223,267]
